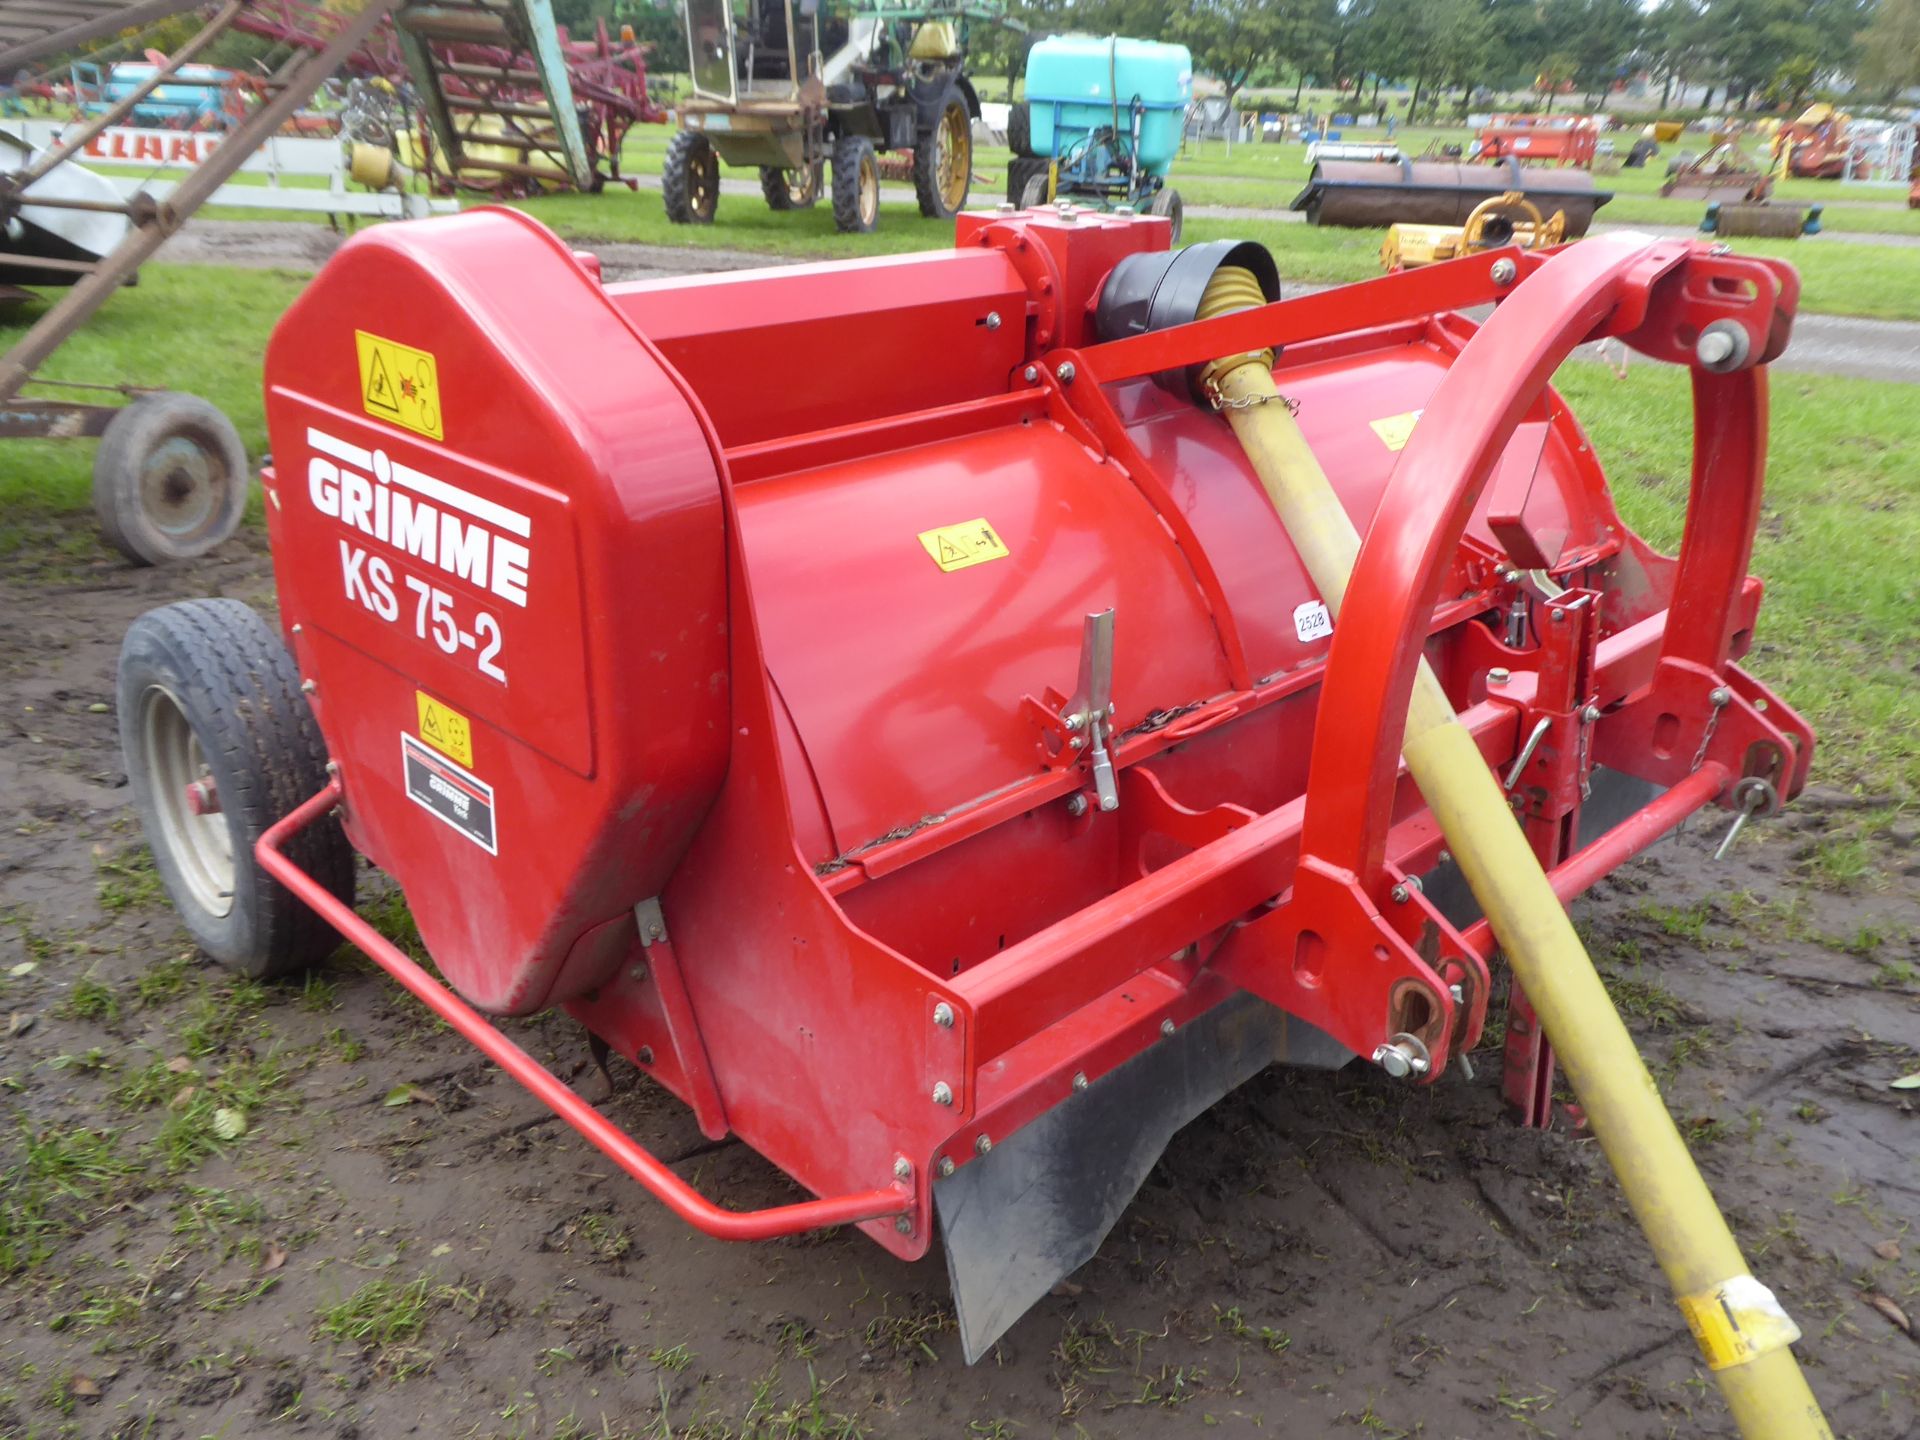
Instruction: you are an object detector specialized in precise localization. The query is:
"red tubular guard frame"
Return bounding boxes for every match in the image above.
[256,783,912,1240]
[1072,231,1806,953]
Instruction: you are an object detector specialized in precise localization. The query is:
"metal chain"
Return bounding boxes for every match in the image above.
[1689,703,1721,774]
[1206,386,1299,415]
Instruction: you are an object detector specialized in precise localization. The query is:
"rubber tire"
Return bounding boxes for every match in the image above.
[1019,170,1049,209]
[118,599,353,980]
[913,90,973,219]
[1149,186,1183,243]
[1006,155,1047,204]
[92,392,247,567]
[760,163,820,210]
[1007,100,1032,158]
[663,130,718,224]
[832,133,879,233]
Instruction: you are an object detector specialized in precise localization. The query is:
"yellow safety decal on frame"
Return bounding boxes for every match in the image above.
[357,330,444,440]
[416,691,474,769]
[1676,1275,1802,1371]
[1369,409,1423,451]
[918,518,1010,574]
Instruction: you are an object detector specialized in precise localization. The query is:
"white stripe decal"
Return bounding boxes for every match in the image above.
[391,459,532,539]
[308,426,370,469]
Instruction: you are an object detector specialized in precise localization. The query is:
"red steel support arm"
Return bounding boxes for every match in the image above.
[257,781,909,1240]
[1297,234,1701,885]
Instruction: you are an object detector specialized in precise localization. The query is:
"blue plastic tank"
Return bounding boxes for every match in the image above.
[1026,36,1193,176]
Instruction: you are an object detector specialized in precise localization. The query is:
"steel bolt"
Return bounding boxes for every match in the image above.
[894,1214,913,1234]
[637,1045,654,1065]
[1065,792,1090,818]
[1695,321,1749,373]
[1449,982,1465,1005]
[1550,608,1566,623]
[1023,364,1039,384]
[1489,257,1517,286]
[1069,735,1085,749]
[975,1133,992,1155]
[1056,361,1076,385]
[1115,203,1135,216]
[1372,1043,1413,1078]
[985,311,1002,330]
[1390,883,1410,904]
[997,200,1016,215]
[893,1157,912,1181]
[1160,1018,1176,1037]
[938,1156,956,1177]
[1065,712,1084,731]
[1582,703,1602,724]
[1438,849,1452,865]
[1709,687,1732,708]
[1071,1071,1088,1092]
[291,623,303,635]
[932,1082,954,1107]
[1488,667,1511,685]
[932,1001,955,1029]
[300,679,317,694]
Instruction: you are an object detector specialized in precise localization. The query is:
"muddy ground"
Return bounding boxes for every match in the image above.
[1,531,1917,1440]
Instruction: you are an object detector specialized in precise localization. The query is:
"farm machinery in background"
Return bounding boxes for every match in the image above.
[1003,34,1189,238]
[0,0,662,567]
[1471,113,1600,168]
[1378,189,1564,270]
[232,0,665,194]
[663,0,1011,233]
[1291,153,1610,234]
[120,200,1835,1436]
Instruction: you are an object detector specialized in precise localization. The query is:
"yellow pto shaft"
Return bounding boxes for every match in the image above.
[1197,265,1832,1440]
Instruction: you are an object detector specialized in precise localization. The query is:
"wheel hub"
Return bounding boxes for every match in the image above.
[140,434,222,541]
[141,684,234,917]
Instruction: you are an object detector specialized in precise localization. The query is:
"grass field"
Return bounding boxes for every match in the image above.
[72,113,1920,320]
[2,263,1914,802]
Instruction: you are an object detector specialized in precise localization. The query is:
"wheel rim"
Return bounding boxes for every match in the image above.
[788,166,818,205]
[141,684,234,918]
[936,101,970,211]
[859,154,878,226]
[140,432,225,543]
[692,150,716,217]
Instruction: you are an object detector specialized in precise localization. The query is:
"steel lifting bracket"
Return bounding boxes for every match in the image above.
[1019,608,1121,812]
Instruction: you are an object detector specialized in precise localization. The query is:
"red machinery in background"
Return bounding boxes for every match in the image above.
[1476,113,1600,167]
[119,205,1820,1398]
[232,0,665,192]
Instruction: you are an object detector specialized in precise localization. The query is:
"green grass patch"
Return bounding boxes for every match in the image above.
[1557,365,1920,801]
[0,265,307,557]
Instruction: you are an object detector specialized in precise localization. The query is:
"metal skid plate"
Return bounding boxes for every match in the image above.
[936,992,1351,1362]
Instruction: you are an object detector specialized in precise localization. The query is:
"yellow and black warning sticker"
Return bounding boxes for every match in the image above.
[401,733,496,854]
[1369,409,1423,452]
[1676,1275,1802,1371]
[356,330,443,441]
[918,518,1010,574]
[416,690,473,769]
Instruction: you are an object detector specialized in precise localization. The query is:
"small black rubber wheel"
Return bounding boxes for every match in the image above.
[913,89,973,219]
[1007,100,1032,158]
[760,163,821,209]
[118,599,353,980]
[832,133,880,233]
[663,129,719,224]
[92,392,247,567]
[1019,170,1049,209]
[1005,154,1046,203]
[1149,186,1184,243]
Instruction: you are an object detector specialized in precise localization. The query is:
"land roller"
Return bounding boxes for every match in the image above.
[120,202,1830,1431]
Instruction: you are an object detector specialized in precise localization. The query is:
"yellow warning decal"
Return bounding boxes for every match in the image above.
[1369,409,1423,452]
[918,518,1010,574]
[1676,1275,1802,1371]
[356,330,443,441]
[416,691,473,769]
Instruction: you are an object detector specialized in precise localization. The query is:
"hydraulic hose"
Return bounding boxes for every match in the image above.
[1197,265,1832,1440]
